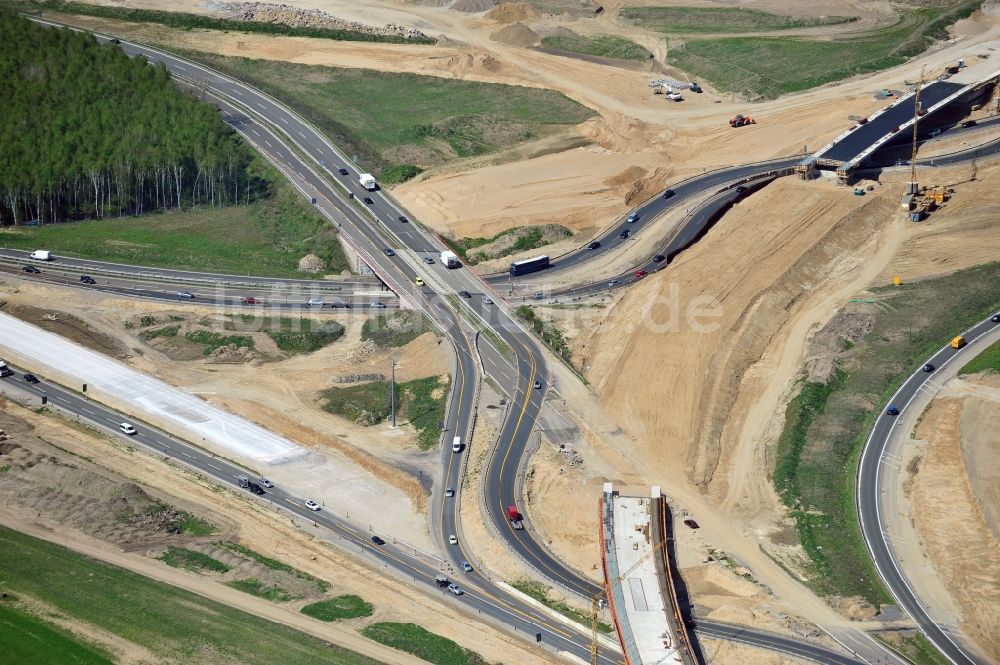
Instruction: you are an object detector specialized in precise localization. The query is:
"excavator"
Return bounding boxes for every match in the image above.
[729,113,756,127]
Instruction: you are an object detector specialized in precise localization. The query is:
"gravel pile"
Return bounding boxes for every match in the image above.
[219,2,430,40]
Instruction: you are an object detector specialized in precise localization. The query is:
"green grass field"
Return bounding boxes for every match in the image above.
[0,602,113,665]
[301,596,374,622]
[361,622,488,665]
[510,580,613,633]
[185,330,255,356]
[180,53,595,177]
[361,310,431,347]
[220,542,329,592]
[0,160,348,278]
[772,261,1000,603]
[322,381,391,424]
[0,525,381,665]
[960,338,1000,375]
[158,546,231,573]
[225,578,293,602]
[224,315,345,354]
[540,34,651,61]
[621,6,853,33]
[874,632,952,665]
[669,2,981,99]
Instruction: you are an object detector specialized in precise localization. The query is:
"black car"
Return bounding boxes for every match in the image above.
[683,519,699,529]
[735,185,748,193]
[23,374,39,384]
[588,241,601,250]
[962,120,977,128]
[248,483,265,495]
[110,38,121,45]
[663,189,675,199]
[371,536,385,546]
[363,197,374,205]
[459,290,471,298]
[991,313,1000,322]
[886,404,900,416]
[331,302,350,309]
[398,215,409,223]
[22,265,40,274]
[619,229,630,239]
[80,275,96,284]
[652,255,665,263]
[339,168,349,175]
[922,363,935,373]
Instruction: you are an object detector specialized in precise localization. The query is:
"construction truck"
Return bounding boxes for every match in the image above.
[358,173,377,191]
[507,505,525,530]
[729,114,755,127]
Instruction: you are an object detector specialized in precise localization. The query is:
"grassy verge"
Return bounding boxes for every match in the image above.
[960,338,1000,374]
[670,2,981,99]
[361,622,489,665]
[0,159,348,278]
[139,325,180,340]
[379,164,424,185]
[515,305,573,362]
[225,578,293,602]
[300,596,373,622]
[621,6,853,33]
[174,53,595,176]
[444,224,570,266]
[225,315,345,354]
[361,310,431,347]
[322,382,390,424]
[510,580,613,633]
[0,601,114,664]
[873,632,952,665]
[185,330,255,356]
[772,261,1000,604]
[0,525,381,664]
[158,546,231,573]
[10,0,434,44]
[179,513,216,536]
[540,34,651,61]
[220,542,329,592]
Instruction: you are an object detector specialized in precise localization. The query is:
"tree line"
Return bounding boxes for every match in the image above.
[0,8,261,226]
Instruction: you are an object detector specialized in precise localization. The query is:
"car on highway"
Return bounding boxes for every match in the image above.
[533,380,542,389]
[241,297,258,305]
[619,229,630,239]
[331,302,350,308]
[371,536,386,546]
[653,254,666,263]
[361,196,373,204]
[248,483,265,495]
[962,120,977,128]
[922,363,935,373]
[415,277,424,286]
[110,38,121,45]
[177,291,195,299]
[23,374,39,384]
[459,290,471,298]
[259,477,274,488]
[307,298,324,307]
[532,293,544,300]
[683,518,699,529]
[80,275,96,284]
[398,215,409,223]
[445,487,455,498]
[481,296,493,305]
[635,270,648,278]
[735,185,748,193]
[423,256,434,264]
[447,583,463,595]
[587,241,601,250]
[22,265,40,274]
[663,188,675,199]
[608,279,620,287]
[339,167,349,175]
[627,213,639,223]
[449,534,458,545]
[461,561,473,572]
[383,248,395,257]
[119,423,137,435]
[992,313,1000,322]
[886,404,900,416]
[305,500,321,511]
[370,302,387,309]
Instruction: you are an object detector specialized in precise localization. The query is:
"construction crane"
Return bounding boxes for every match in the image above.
[590,537,670,665]
[908,66,925,192]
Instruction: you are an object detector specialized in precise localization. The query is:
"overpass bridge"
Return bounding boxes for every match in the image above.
[800,67,1000,182]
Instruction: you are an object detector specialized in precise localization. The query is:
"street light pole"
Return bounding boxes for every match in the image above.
[390,356,397,428]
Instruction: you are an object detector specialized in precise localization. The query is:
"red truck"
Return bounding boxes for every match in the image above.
[507,505,524,530]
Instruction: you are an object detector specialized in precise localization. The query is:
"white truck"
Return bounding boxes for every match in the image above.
[0,359,12,377]
[30,249,52,261]
[359,173,377,191]
[440,251,460,269]
[452,436,462,453]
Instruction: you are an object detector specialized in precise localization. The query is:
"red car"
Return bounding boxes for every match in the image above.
[635,270,648,278]
[241,297,258,305]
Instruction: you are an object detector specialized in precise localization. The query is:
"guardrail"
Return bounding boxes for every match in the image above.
[655,497,697,665]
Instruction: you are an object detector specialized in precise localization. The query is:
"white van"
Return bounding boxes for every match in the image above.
[30,250,52,261]
[451,436,462,453]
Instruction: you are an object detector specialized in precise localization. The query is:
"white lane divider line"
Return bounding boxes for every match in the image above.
[207,463,222,471]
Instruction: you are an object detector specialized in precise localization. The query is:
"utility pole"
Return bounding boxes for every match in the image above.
[390,356,397,428]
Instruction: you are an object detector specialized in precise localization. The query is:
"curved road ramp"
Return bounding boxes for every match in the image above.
[600,484,696,665]
[0,312,306,465]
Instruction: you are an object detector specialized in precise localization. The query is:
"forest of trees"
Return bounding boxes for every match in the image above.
[0,8,259,226]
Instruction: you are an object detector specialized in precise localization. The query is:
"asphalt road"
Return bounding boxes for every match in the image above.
[857,313,1000,665]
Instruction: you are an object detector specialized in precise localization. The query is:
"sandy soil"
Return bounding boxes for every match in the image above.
[910,377,1000,663]
[0,397,556,665]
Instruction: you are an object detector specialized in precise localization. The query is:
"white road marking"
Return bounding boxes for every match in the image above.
[250,128,260,137]
[181,452,194,459]
[257,102,266,110]
[265,140,273,148]
[207,463,222,471]
[280,117,288,124]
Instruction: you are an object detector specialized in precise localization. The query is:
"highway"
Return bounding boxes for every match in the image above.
[857,313,1000,665]
[15,16,985,665]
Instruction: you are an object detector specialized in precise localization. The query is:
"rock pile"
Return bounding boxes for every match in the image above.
[219,2,431,40]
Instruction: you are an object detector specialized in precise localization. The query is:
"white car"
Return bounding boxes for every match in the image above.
[481,296,493,305]
[461,561,473,572]
[447,583,463,595]
[449,534,458,545]
[445,487,455,498]
[307,298,324,307]
[119,423,137,435]
[259,478,274,488]
[305,500,321,511]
